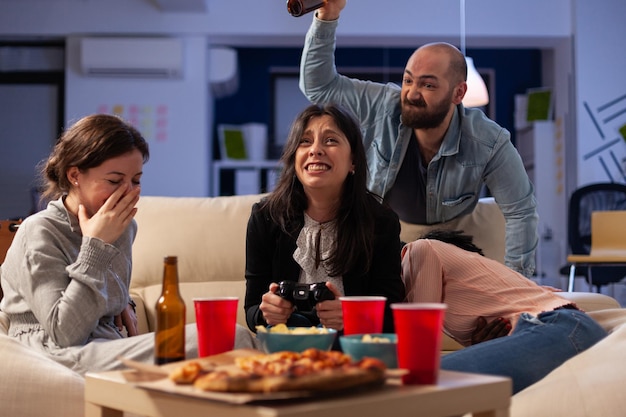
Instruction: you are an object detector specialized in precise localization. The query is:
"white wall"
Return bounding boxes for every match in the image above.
[10,0,619,202]
[65,36,211,197]
[573,0,626,186]
[0,0,570,48]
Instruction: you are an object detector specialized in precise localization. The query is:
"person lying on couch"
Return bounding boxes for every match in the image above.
[244,103,406,334]
[0,114,256,376]
[402,229,608,393]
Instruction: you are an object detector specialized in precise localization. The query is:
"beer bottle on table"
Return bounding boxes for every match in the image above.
[287,0,325,17]
[155,256,186,365]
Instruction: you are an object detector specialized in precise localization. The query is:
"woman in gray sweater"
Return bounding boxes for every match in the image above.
[0,114,254,375]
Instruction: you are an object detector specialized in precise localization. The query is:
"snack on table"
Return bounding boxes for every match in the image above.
[361,334,392,343]
[169,348,387,393]
[256,324,331,334]
[339,334,398,369]
[168,361,204,384]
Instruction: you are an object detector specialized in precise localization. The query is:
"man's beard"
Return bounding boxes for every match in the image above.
[401,93,452,129]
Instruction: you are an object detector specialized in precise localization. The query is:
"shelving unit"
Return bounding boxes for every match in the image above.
[516,120,567,286]
[211,160,282,196]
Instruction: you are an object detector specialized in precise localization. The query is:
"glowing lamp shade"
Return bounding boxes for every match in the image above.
[463,57,489,108]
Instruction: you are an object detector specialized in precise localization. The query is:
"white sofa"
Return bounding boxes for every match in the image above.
[0,194,624,417]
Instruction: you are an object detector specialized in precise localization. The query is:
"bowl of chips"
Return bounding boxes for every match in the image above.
[339,333,398,368]
[255,324,337,353]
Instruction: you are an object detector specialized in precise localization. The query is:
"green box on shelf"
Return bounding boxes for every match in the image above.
[526,88,553,122]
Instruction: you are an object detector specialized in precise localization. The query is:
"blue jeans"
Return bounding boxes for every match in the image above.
[440,309,607,394]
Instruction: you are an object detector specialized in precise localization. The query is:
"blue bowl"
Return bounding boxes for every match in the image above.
[339,333,397,368]
[256,327,338,353]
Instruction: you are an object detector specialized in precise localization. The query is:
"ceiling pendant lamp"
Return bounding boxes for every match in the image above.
[460,0,489,108]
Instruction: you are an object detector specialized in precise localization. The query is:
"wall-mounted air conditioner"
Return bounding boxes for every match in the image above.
[80,37,184,78]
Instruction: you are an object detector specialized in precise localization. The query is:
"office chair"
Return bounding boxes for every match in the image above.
[562,182,626,291]
[567,211,626,291]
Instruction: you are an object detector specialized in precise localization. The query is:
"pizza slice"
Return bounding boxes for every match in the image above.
[170,348,387,393]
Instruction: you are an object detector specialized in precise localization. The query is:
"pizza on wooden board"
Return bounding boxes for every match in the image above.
[169,348,387,393]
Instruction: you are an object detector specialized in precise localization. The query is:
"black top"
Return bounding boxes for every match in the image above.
[384,132,428,224]
[244,194,405,333]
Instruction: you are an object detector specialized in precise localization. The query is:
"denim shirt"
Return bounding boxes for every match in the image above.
[299,16,538,277]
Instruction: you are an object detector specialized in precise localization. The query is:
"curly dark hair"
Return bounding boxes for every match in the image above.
[421,229,485,256]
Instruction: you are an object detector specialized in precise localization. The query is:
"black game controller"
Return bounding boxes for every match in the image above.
[277,281,335,312]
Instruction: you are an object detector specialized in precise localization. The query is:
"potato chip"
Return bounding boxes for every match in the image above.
[361,334,391,343]
[256,324,330,335]
[270,324,289,333]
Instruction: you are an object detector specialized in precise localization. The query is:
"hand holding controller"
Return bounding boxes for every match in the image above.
[277,281,335,312]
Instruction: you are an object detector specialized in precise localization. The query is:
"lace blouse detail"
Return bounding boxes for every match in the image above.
[293,214,344,295]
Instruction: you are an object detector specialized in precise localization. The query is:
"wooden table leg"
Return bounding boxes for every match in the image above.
[474,407,510,417]
[85,402,124,417]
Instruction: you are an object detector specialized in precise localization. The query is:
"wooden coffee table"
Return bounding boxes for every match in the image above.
[85,368,511,417]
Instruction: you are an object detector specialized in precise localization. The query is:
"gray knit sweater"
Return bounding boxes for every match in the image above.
[0,197,135,347]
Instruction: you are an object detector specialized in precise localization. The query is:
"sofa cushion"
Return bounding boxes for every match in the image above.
[399,197,505,264]
[511,308,626,417]
[132,280,247,333]
[0,334,84,417]
[131,194,264,290]
[557,291,621,311]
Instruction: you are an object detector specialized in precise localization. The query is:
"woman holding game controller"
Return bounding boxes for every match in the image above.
[244,103,405,335]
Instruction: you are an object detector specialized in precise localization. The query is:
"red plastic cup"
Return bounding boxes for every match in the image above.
[339,296,387,335]
[391,303,447,385]
[193,297,239,357]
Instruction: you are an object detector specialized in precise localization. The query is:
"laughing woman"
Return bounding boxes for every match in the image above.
[0,114,256,375]
[244,103,405,334]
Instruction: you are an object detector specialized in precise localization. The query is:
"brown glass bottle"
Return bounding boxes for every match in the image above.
[287,0,325,17]
[154,256,186,365]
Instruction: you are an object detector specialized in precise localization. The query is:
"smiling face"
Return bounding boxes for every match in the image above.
[294,114,355,198]
[66,149,144,217]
